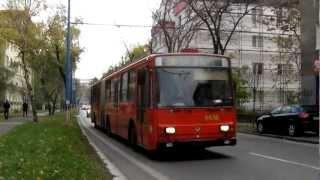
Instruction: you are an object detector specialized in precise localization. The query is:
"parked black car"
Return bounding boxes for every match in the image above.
[256,105,319,136]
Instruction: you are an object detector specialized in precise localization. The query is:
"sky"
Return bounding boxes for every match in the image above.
[1,0,161,79]
[54,0,161,79]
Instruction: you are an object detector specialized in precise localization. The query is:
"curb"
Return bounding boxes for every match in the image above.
[77,115,127,180]
[238,131,319,144]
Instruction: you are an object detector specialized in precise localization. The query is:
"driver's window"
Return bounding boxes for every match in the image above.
[271,106,282,114]
[281,106,291,113]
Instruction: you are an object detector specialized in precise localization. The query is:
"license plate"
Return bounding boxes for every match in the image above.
[313,117,319,120]
[166,142,173,148]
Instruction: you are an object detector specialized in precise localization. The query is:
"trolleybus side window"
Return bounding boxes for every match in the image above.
[120,72,128,102]
[111,79,117,106]
[128,71,136,101]
[105,80,111,102]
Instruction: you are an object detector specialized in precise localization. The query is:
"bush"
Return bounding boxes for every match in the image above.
[237,109,258,123]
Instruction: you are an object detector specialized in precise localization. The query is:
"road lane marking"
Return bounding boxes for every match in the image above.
[78,116,170,180]
[249,152,320,170]
[238,133,318,148]
[77,116,127,180]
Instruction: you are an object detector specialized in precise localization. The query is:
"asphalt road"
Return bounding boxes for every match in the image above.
[78,111,319,180]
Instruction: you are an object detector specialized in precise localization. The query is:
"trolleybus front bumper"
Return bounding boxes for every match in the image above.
[158,138,236,149]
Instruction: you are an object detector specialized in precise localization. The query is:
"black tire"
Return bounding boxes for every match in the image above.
[257,121,264,134]
[93,113,97,128]
[93,121,97,128]
[128,125,137,147]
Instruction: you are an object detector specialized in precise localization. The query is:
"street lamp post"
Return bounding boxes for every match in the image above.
[65,0,72,119]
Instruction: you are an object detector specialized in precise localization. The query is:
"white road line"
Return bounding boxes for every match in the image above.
[249,152,320,171]
[77,116,127,180]
[78,116,170,180]
[238,133,318,148]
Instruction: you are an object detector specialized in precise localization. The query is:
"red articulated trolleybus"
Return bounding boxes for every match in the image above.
[90,52,236,151]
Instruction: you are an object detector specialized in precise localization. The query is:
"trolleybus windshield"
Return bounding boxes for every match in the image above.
[155,56,233,107]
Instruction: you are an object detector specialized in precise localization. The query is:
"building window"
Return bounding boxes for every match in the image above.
[178,16,182,26]
[253,63,264,75]
[276,8,283,27]
[252,9,257,26]
[277,64,292,75]
[252,35,263,47]
[258,90,264,103]
[277,36,293,49]
[252,8,263,27]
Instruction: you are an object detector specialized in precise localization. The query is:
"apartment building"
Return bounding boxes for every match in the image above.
[0,42,28,111]
[152,0,301,111]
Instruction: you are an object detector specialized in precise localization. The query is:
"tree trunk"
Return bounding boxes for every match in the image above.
[30,96,38,122]
[21,51,38,122]
[51,93,58,115]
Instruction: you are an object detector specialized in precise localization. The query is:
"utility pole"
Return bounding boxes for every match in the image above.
[300,0,318,105]
[65,0,72,120]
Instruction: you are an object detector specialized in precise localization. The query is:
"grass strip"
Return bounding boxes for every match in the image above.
[0,113,112,180]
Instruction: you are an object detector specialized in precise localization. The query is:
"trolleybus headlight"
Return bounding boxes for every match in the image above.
[220,125,230,132]
[165,127,176,134]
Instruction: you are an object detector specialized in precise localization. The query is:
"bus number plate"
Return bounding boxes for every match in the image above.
[205,114,219,121]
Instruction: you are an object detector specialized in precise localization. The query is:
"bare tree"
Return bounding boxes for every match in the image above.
[186,0,262,55]
[262,1,301,104]
[152,0,202,53]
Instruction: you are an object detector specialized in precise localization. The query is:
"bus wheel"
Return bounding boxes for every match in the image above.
[128,125,137,147]
[93,113,97,128]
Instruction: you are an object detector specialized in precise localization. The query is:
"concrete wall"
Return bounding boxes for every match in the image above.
[300,0,318,105]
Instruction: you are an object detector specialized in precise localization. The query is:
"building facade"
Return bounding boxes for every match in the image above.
[0,42,28,112]
[152,0,301,111]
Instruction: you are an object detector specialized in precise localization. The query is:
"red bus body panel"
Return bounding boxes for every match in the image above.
[145,107,236,150]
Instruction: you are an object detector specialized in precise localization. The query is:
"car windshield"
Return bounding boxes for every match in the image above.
[271,106,282,114]
[156,68,233,107]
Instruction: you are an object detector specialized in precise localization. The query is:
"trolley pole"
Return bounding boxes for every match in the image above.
[65,0,72,121]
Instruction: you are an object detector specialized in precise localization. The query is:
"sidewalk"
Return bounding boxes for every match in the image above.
[0,117,29,136]
[238,122,319,144]
[0,111,49,136]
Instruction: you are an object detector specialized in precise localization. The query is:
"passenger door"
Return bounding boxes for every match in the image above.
[110,79,120,134]
[137,68,150,146]
[279,106,297,130]
[269,106,283,131]
[118,73,129,138]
